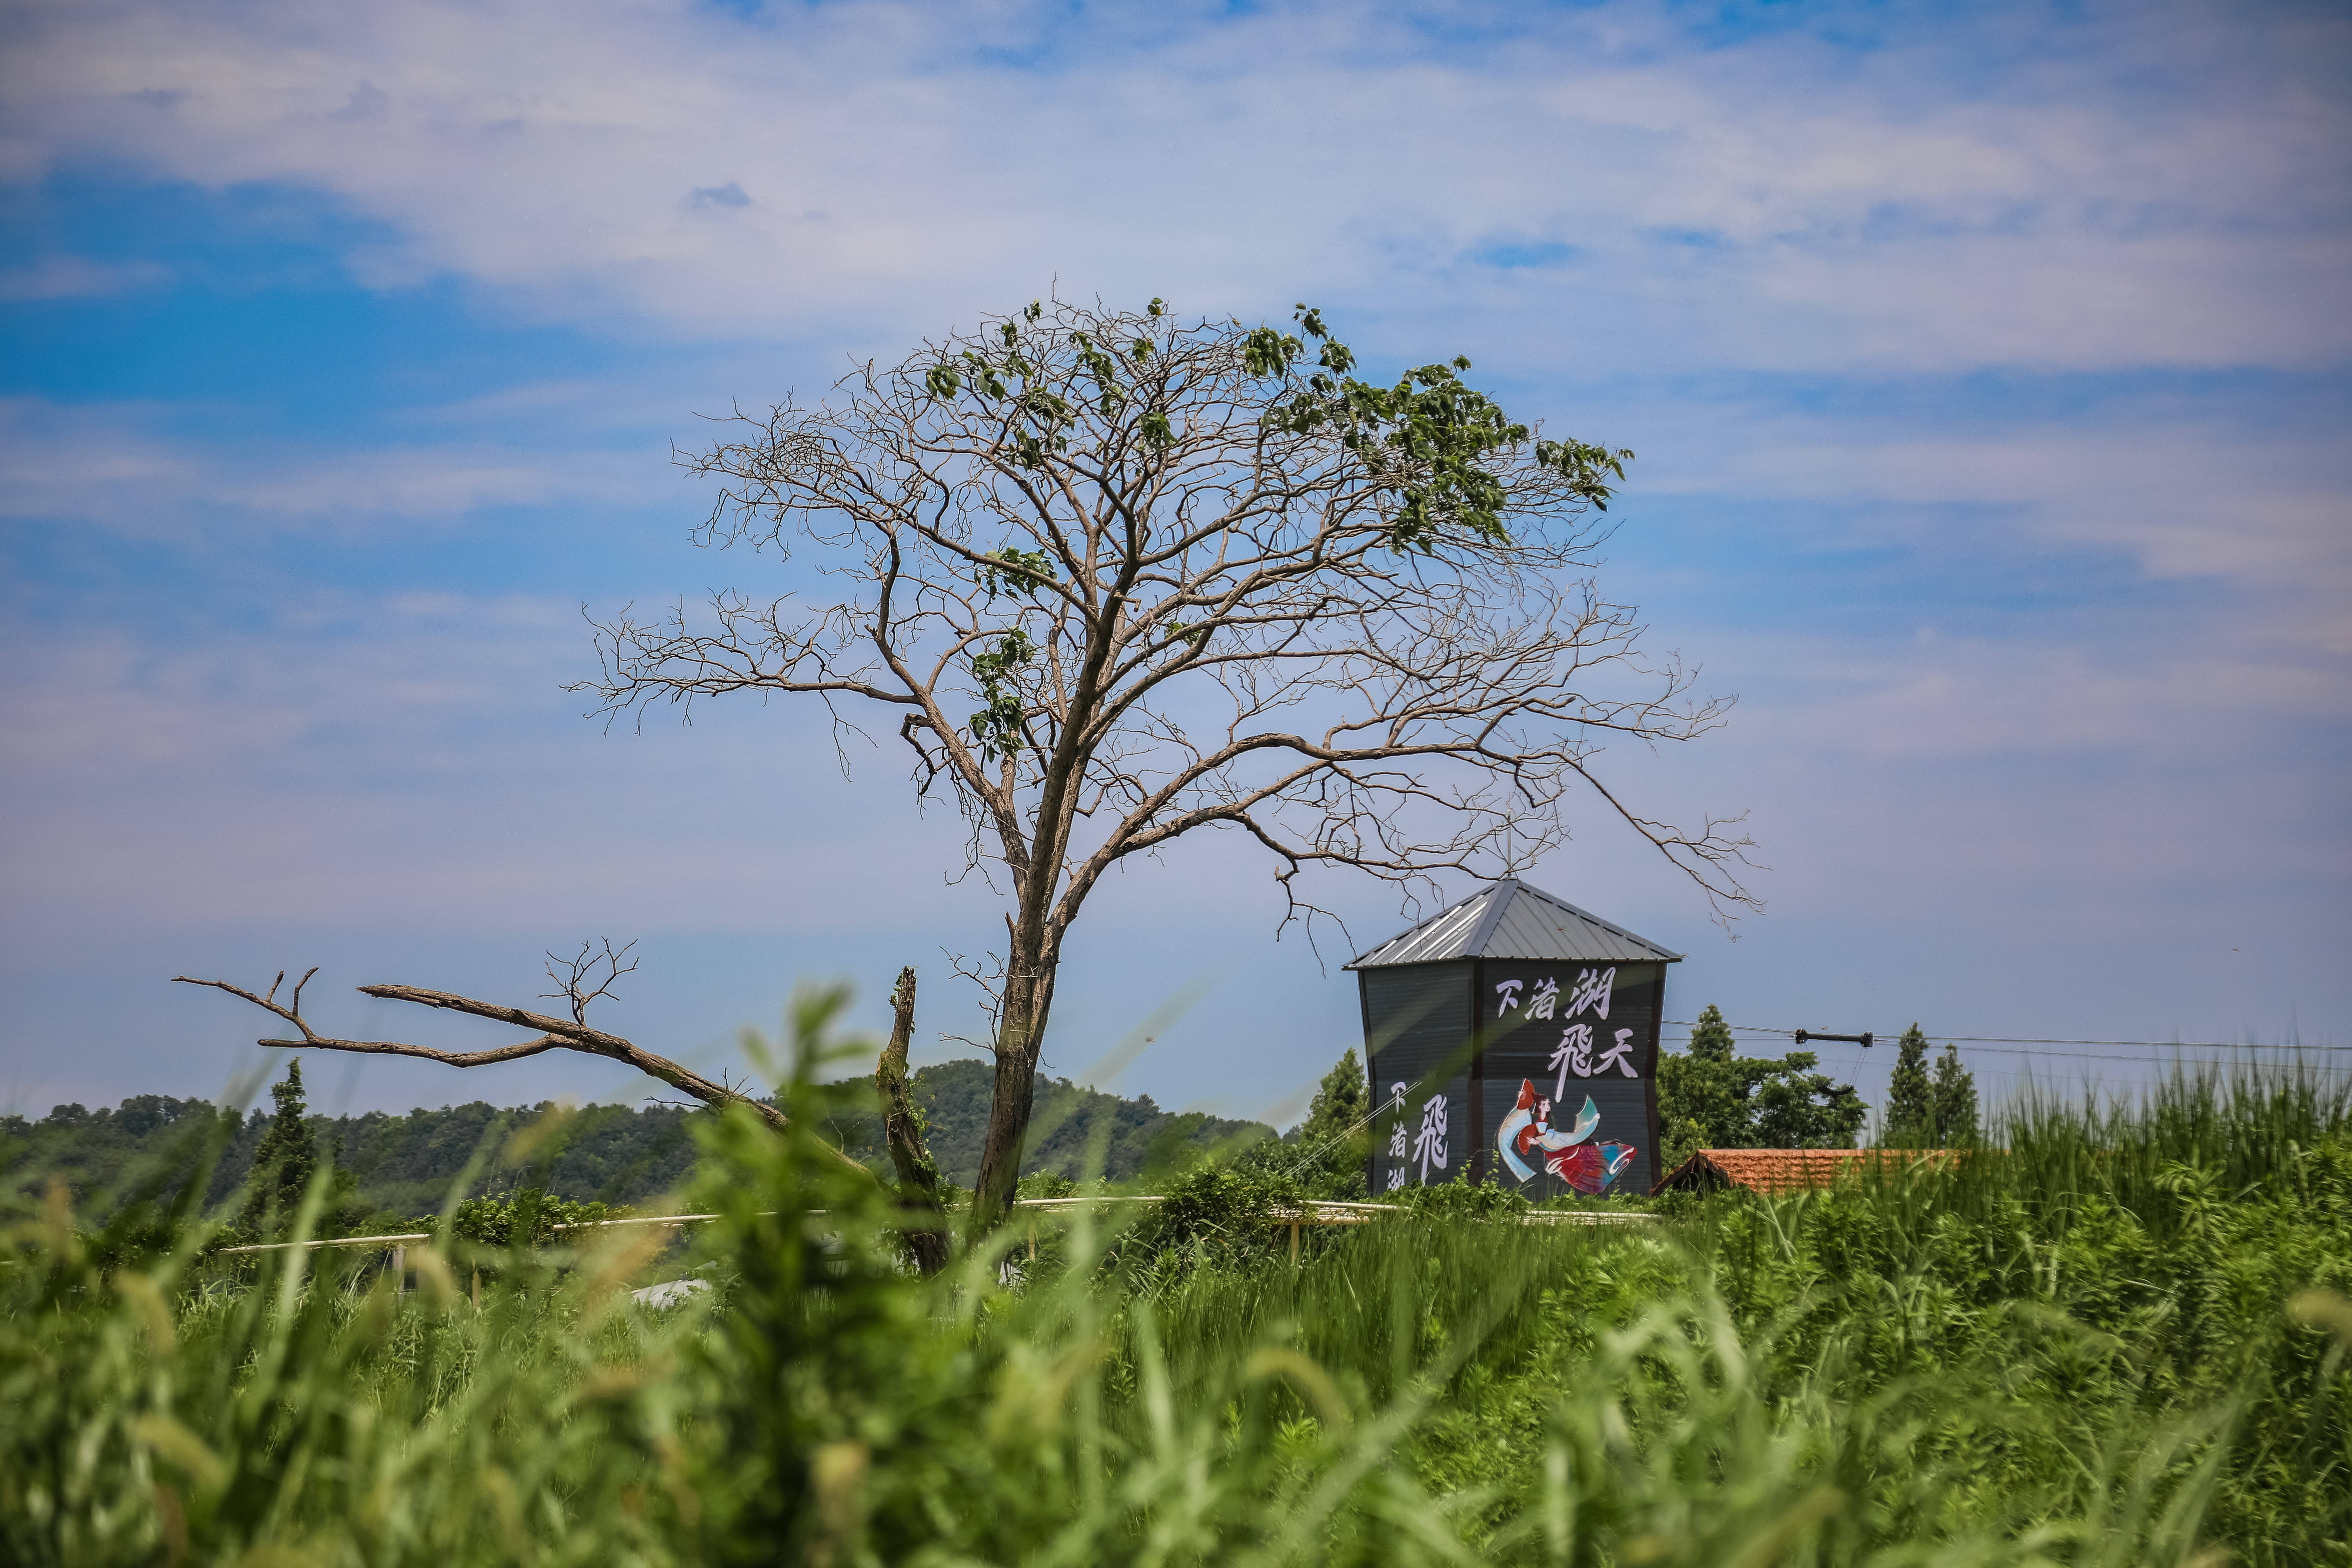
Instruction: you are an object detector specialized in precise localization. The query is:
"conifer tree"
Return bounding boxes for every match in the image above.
[1301,1048,1370,1146]
[238,1059,320,1238]
[1886,1024,1935,1146]
[1687,1004,1736,1063]
[1658,1004,1737,1170]
[1931,1044,1980,1146]
[1291,1047,1371,1197]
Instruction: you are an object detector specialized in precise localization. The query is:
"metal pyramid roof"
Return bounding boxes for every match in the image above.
[1345,878,1684,969]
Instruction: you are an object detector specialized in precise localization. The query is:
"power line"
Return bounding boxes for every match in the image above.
[1875,1046,2322,1070]
[1664,1022,2348,1054]
[1922,1033,2344,1053]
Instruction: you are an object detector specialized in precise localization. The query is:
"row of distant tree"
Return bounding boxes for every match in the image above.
[4,1069,707,1239]
[10,1008,1973,1233]
[1656,1008,1979,1172]
[5,1056,1278,1240]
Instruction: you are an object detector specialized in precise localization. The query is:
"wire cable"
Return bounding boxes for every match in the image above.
[1663,1022,2348,1054]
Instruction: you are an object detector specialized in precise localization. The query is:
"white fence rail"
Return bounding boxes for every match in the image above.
[213,1194,1657,1278]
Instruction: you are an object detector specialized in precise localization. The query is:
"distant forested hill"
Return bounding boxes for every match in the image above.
[834,1059,1274,1187]
[1,1094,705,1218]
[4,1060,1275,1218]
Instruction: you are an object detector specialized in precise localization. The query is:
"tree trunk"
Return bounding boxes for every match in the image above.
[970,938,1057,1237]
[874,967,951,1275]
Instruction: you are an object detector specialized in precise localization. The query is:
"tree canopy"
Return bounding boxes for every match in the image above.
[1932,1044,1981,1146]
[1657,1004,1868,1170]
[1887,1024,1935,1143]
[1883,1023,1980,1147]
[1283,1046,1373,1198]
[236,1060,321,1238]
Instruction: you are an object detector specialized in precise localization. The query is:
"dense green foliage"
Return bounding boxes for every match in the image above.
[234,1061,321,1238]
[4,1095,244,1209]
[4,1060,1272,1223]
[2,1092,703,1219]
[4,1001,2346,1566]
[1886,1026,1982,1148]
[1933,1042,1981,1145]
[1656,1004,1872,1170]
[1888,1026,1936,1142]
[1292,1047,1373,1196]
[826,1057,1274,1186]
[446,1188,626,1249]
[1248,303,1633,551]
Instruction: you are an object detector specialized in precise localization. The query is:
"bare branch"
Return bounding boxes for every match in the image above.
[541,938,639,1026]
[170,968,878,1178]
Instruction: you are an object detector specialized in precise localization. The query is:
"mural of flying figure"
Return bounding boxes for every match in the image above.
[1496,1079,1637,1195]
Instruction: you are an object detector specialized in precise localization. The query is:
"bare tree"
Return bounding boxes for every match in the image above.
[173,941,873,1177]
[580,298,1753,1233]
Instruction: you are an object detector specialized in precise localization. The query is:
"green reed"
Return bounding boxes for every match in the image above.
[4,1008,2345,1566]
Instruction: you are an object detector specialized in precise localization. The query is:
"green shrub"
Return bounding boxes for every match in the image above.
[1390,1166,1529,1222]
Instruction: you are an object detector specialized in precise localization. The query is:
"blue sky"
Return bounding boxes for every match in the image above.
[2,0,2346,1129]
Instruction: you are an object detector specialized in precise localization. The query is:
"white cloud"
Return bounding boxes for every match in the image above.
[0,398,657,536]
[2,0,2343,371]
[0,587,994,933]
[0,254,168,299]
[1765,632,2348,765]
[1,0,2345,1112]
[1616,385,2352,665]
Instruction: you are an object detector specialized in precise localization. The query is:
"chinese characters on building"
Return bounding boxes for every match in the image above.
[1412,1094,1448,1183]
[1385,1081,1409,1191]
[1498,967,1639,1097]
[1564,967,1614,1021]
[1380,1082,1452,1190]
[1547,1023,1638,1098]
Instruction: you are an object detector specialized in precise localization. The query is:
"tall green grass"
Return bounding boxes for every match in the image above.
[5,1008,2346,1567]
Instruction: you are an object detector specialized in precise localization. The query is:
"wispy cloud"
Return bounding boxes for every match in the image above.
[5,0,2343,369]
[0,254,168,299]
[1679,424,2349,645]
[0,399,656,537]
[1,0,2343,1113]
[0,585,998,934]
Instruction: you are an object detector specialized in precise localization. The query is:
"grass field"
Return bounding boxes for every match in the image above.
[6,997,2347,1567]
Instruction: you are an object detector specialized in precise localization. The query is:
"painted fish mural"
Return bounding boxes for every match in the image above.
[1496,1078,1637,1195]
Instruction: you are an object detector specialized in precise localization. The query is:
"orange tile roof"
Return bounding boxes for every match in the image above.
[1656,1148,1956,1195]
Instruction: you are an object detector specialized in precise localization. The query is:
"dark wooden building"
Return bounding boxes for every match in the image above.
[1348,879,1682,1200]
